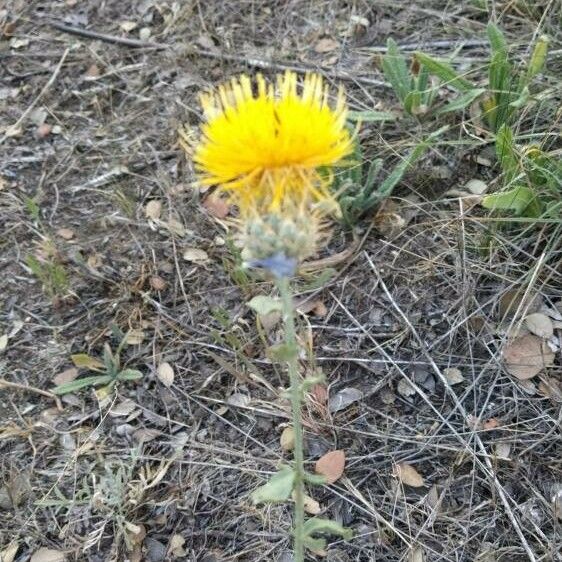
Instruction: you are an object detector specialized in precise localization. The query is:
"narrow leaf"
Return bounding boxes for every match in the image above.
[382,38,411,102]
[436,88,486,114]
[495,124,519,183]
[53,375,113,395]
[414,52,472,92]
[251,467,295,504]
[526,35,549,82]
[347,110,396,122]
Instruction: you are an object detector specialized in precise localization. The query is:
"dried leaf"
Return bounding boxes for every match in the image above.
[280,426,295,451]
[203,195,230,218]
[139,27,151,41]
[465,179,488,195]
[499,289,541,318]
[394,463,425,487]
[164,218,186,237]
[168,534,186,558]
[409,547,425,562]
[157,362,174,387]
[182,247,209,263]
[120,21,137,32]
[524,313,554,339]
[315,450,345,484]
[314,38,339,53]
[226,393,250,408]
[84,64,101,78]
[328,387,363,413]
[503,334,555,380]
[538,377,562,403]
[397,378,416,397]
[443,367,464,385]
[150,275,166,291]
[1,541,19,562]
[56,228,75,240]
[53,368,78,386]
[109,399,137,417]
[30,548,65,562]
[145,200,162,220]
[125,329,145,345]
[495,442,511,459]
[483,417,500,430]
[0,333,8,352]
[298,492,322,515]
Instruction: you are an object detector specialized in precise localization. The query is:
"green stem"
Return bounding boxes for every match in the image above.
[277,275,305,562]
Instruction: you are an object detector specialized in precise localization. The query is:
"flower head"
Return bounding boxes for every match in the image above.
[193,71,351,217]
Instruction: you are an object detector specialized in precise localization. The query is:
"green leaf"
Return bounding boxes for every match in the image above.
[414,52,472,92]
[482,186,537,215]
[495,124,519,183]
[53,374,113,395]
[487,22,508,59]
[347,110,396,122]
[509,86,529,109]
[251,467,295,504]
[117,369,143,381]
[247,295,282,315]
[302,517,354,541]
[436,88,486,114]
[403,90,421,115]
[304,472,328,486]
[267,343,298,363]
[71,353,105,371]
[382,38,411,102]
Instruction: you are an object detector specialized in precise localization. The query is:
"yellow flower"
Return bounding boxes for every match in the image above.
[193,71,351,216]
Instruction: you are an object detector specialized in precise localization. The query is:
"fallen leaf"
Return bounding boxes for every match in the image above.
[499,289,542,318]
[71,353,104,370]
[503,334,555,380]
[538,377,562,403]
[145,200,162,220]
[109,399,137,417]
[56,228,74,240]
[139,27,151,41]
[409,546,425,562]
[168,534,185,558]
[295,297,328,317]
[525,313,554,339]
[315,450,345,484]
[495,442,511,459]
[465,179,488,195]
[133,428,161,443]
[328,387,363,413]
[150,275,166,291]
[9,37,29,49]
[443,367,464,385]
[310,383,328,406]
[394,463,424,487]
[203,195,230,218]
[36,123,52,139]
[483,418,500,430]
[182,247,209,263]
[1,541,19,562]
[30,548,65,562]
[227,393,250,408]
[0,333,8,352]
[120,21,137,32]
[164,218,186,236]
[300,492,322,515]
[125,329,145,346]
[53,368,78,386]
[280,426,295,451]
[397,378,416,397]
[315,37,339,53]
[84,64,101,79]
[157,362,174,387]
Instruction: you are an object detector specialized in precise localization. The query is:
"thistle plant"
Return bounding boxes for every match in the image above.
[188,71,354,560]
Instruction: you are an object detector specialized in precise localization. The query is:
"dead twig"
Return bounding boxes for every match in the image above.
[0,378,63,411]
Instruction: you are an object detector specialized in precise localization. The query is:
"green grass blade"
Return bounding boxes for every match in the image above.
[347,110,397,122]
[437,88,486,115]
[495,124,519,183]
[382,38,411,102]
[414,52,472,92]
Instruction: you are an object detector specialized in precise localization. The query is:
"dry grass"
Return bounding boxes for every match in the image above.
[0,1,560,561]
